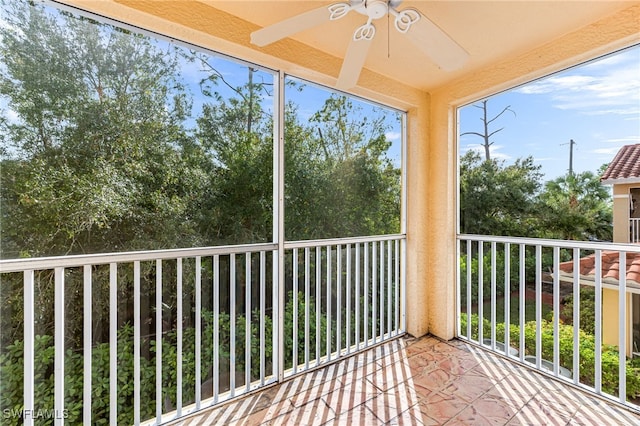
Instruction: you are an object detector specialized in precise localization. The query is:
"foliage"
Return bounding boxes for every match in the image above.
[561,287,596,335]
[460,313,640,399]
[284,95,400,240]
[459,150,543,237]
[0,291,334,425]
[538,171,612,241]
[459,148,612,242]
[459,240,541,306]
[0,1,400,350]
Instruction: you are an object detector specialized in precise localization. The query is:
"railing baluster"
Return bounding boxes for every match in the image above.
[109,263,117,426]
[55,267,66,426]
[594,250,602,394]
[401,238,407,332]
[619,251,627,404]
[327,246,332,361]
[213,255,220,403]
[195,256,202,407]
[346,244,351,354]
[156,260,163,422]
[379,240,385,341]
[305,247,310,369]
[490,242,496,351]
[552,247,560,377]
[387,240,392,339]
[292,249,298,373]
[260,250,266,384]
[246,253,252,392]
[337,245,342,357]
[372,241,377,344]
[355,243,361,351]
[84,265,92,425]
[504,243,511,356]
[519,244,525,362]
[572,248,580,385]
[230,254,236,396]
[176,258,183,415]
[466,241,472,340]
[23,270,34,426]
[133,262,140,425]
[478,242,483,344]
[395,240,400,335]
[535,245,542,370]
[364,242,369,348]
[316,247,321,366]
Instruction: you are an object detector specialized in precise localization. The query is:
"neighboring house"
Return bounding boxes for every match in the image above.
[602,144,640,244]
[558,144,640,357]
[602,144,640,357]
[558,251,640,357]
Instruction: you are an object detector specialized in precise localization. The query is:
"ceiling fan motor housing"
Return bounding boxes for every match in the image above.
[365,0,389,19]
[350,0,394,20]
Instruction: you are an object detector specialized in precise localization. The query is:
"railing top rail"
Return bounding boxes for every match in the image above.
[284,234,406,249]
[458,234,640,253]
[0,242,279,273]
[0,234,407,273]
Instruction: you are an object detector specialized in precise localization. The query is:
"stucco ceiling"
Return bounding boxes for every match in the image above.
[205,0,633,91]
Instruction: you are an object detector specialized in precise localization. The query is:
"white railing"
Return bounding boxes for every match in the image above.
[631,218,640,243]
[283,235,406,378]
[0,235,405,425]
[457,235,640,412]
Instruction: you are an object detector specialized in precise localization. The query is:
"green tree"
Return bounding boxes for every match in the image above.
[194,69,274,244]
[459,150,542,236]
[0,1,207,347]
[538,171,612,241]
[285,93,400,240]
[0,2,204,259]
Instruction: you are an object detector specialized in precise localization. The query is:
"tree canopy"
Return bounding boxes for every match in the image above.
[460,150,613,240]
[0,1,401,260]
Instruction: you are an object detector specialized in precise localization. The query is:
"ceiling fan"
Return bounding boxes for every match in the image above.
[250,0,469,90]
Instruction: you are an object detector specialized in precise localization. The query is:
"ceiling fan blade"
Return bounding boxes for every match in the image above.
[251,3,350,47]
[397,8,469,70]
[336,35,373,90]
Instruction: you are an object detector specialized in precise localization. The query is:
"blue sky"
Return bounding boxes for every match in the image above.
[459,45,640,181]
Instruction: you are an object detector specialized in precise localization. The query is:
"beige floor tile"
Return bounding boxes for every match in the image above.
[166,335,640,426]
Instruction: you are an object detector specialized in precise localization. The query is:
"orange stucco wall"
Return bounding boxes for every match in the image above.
[604,183,639,356]
[57,1,640,340]
[603,288,634,357]
[612,183,640,243]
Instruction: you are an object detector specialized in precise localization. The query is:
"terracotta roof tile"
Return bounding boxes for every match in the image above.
[601,144,640,183]
[558,251,640,289]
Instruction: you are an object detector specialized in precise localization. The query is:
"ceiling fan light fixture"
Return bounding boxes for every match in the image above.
[329,3,352,21]
[354,23,376,41]
[393,8,420,33]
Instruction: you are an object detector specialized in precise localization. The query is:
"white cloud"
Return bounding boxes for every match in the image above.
[604,136,640,144]
[593,147,623,155]
[385,131,401,141]
[517,75,595,95]
[515,48,640,114]
[461,144,511,160]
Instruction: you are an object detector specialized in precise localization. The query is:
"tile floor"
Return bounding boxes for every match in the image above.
[169,336,640,425]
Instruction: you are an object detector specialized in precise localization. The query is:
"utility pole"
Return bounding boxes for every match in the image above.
[561,139,577,176]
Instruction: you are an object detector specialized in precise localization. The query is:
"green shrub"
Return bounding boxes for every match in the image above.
[461,313,640,399]
[0,292,333,424]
